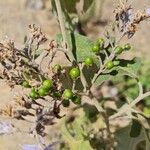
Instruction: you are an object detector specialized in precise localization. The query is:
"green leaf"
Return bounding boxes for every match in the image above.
[56,33,98,65]
[115,125,145,150]
[130,119,142,138]
[94,57,141,86]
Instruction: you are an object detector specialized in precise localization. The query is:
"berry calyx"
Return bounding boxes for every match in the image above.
[69,67,80,79]
[42,79,53,90]
[22,80,31,88]
[105,61,114,70]
[115,46,123,54]
[84,57,94,67]
[63,89,73,100]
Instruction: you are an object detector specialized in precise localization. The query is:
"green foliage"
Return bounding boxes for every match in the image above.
[60,107,104,150]
[94,57,141,86]
[115,125,145,150]
[56,33,99,65]
[130,119,142,138]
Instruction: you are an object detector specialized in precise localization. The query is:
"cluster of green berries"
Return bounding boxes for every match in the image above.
[62,89,81,107]
[115,43,131,55]
[91,38,131,70]
[30,79,53,99]
[22,79,53,99]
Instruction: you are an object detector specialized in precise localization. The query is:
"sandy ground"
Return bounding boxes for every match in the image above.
[0,0,150,149]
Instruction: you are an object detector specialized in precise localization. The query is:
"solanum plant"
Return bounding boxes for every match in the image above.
[0,0,150,149]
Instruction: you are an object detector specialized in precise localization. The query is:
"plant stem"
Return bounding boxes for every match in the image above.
[54,0,74,61]
[130,91,150,107]
[109,91,150,120]
[79,63,88,92]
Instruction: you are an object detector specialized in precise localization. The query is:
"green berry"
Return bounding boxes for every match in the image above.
[72,95,81,105]
[115,46,123,54]
[42,79,53,90]
[62,99,70,107]
[52,64,61,73]
[92,45,100,53]
[97,38,105,47]
[123,43,131,50]
[29,88,38,99]
[52,91,61,98]
[105,61,114,70]
[22,80,30,88]
[84,57,94,66]
[69,67,80,79]
[63,89,73,100]
[38,87,47,97]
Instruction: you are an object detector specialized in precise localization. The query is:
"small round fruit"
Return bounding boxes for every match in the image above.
[92,45,100,53]
[22,80,30,88]
[63,89,73,99]
[69,67,80,79]
[30,88,38,99]
[84,57,94,66]
[115,46,123,54]
[42,79,53,90]
[123,43,131,50]
[72,95,81,105]
[62,99,70,107]
[97,38,105,47]
[105,61,114,70]
[52,91,61,98]
[52,64,61,73]
[38,87,47,97]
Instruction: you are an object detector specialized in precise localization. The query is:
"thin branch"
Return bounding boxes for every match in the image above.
[79,63,88,92]
[54,0,74,61]
[130,91,150,107]
[109,91,150,120]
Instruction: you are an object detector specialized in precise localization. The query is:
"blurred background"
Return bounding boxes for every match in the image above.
[0,0,150,59]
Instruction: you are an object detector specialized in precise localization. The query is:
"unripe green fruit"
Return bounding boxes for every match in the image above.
[72,95,81,105]
[92,45,100,53]
[52,64,61,73]
[52,91,61,98]
[123,43,131,50]
[115,46,123,54]
[69,67,80,79]
[63,89,73,99]
[30,88,38,99]
[84,57,94,66]
[38,87,47,97]
[97,38,105,47]
[62,99,70,107]
[105,61,114,70]
[22,80,30,88]
[42,79,53,90]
